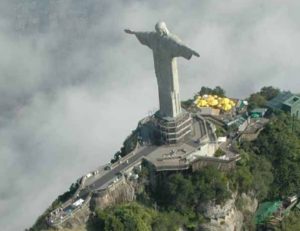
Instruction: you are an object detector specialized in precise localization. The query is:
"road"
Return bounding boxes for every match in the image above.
[89,145,157,191]
[206,121,217,142]
[196,117,206,138]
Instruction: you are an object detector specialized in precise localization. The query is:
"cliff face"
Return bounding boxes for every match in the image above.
[238,192,258,214]
[47,178,136,230]
[199,192,257,231]
[201,209,243,231]
[91,179,136,210]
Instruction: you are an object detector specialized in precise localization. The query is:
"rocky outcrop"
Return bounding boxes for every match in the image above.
[91,178,135,210]
[236,192,258,229]
[200,207,243,231]
[198,192,258,231]
[198,193,243,231]
[47,178,135,230]
[238,192,258,214]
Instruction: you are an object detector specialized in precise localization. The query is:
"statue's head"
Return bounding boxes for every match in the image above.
[155,21,169,36]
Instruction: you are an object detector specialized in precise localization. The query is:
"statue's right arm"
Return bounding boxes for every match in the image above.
[125,30,153,49]
[124,29,136,35]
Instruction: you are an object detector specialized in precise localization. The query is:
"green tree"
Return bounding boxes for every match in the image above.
[152,212,184,231]
[281,211,300,231]
[93,203,184,231]
[212,86,226,97]
[260,86,280,100]
[231,165,253,192]
[152,166,230,218]
[248,93,266,110]
[246,113,300,198]
[248,155,273,200]
[198,86,226,97]
[167,173,194,212]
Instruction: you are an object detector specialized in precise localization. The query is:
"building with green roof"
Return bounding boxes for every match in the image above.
[267,92,300,119]
[250,108,268,118]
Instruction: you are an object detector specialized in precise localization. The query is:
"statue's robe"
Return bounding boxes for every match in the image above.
[134,31,196,118]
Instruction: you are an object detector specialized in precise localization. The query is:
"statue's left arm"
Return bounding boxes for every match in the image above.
[168,35,200,59]
[174,43,200,59]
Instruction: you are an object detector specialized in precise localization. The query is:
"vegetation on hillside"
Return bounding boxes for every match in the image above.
[88,202,185,231]
[86,166,231,231]
[152,167,231,212]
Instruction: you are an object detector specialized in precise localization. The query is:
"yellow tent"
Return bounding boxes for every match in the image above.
[210,99,219,106]
[194,94,235,112]
[197,100,208,107]
[223,104,232,111]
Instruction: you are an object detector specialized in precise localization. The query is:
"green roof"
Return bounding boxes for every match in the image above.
[251,108,268,114]
[283,95,300,107]
[251,113,260,118]
[267,92,293,110]
[254,201,282,224]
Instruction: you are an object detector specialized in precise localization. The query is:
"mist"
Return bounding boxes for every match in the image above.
[0,1,299,230]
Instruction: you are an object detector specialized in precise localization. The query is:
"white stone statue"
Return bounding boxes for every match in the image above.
[125,21,199,118]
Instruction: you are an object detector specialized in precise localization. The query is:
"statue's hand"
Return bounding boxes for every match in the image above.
[193,50,200,57]
[124,29,135,34]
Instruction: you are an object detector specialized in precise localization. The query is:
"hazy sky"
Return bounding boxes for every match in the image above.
[0,1,299,230]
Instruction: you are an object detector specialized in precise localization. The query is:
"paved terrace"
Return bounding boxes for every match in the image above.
[144,116,219,171]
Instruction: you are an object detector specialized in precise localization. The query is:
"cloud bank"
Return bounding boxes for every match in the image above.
[0,1,299,230]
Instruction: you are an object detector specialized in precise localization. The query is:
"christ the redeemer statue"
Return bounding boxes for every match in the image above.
[125,21,199,119]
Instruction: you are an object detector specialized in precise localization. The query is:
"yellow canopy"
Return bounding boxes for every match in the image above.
[194,94,235,112]
[197,100,208,107]
[210,99,219,106]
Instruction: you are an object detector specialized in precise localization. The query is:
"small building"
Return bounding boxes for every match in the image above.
[285,195,297,204]
[250,108,268,118]
[267,92,300,119]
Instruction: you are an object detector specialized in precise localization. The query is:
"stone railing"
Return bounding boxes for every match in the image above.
[155,162,190,172]
[192,155,240,172]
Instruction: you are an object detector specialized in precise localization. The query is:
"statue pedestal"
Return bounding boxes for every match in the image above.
[155,111,192,144]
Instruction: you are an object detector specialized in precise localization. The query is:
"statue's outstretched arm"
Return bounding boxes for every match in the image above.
[192,49,200,57]
[169,34,200,59]
[181,42,200,57]
[175,43,200,59]
[124,29,136,35]
[124,29,154,49]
